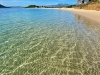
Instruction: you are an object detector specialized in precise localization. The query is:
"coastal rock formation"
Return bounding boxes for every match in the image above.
[0,4,7,8]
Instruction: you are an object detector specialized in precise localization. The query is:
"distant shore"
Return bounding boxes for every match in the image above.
[60,8,100,24]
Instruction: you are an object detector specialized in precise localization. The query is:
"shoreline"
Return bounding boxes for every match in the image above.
[60,8,100,24]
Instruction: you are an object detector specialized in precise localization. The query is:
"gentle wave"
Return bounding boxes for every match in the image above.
[0,8,100,75]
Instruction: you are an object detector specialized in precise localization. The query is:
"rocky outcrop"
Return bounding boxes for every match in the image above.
[0,4,8,8]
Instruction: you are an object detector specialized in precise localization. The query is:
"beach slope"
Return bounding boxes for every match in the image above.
[61,8,100,24]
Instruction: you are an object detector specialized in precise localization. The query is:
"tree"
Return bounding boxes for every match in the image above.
[26,5,39,8]
[77,0,85,4]
[82,0,85,3]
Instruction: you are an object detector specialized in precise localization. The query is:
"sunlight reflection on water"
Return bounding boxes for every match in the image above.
[0,8,100,75]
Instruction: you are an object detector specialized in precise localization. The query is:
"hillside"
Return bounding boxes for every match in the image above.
[47,3,69,8]
[75,1,100,10]
[25,5,39,8]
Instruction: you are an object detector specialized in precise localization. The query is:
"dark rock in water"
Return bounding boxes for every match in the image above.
[0,4,9,8]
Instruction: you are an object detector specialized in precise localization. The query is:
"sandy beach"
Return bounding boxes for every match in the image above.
[61,8,100,24]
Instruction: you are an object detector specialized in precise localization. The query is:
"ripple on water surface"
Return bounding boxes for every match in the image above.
[0,8,100,75]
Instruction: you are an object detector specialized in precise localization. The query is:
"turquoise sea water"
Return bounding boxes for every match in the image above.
[0,8,100,75]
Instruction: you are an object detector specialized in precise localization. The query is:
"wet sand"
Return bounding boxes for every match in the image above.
[60,8,100,24]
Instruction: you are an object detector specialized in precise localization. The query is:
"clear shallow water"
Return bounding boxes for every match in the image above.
[0,8,100,75]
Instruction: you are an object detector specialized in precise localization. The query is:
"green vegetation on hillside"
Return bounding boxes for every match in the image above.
[67,5,76,8]
[25,5,39,8]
